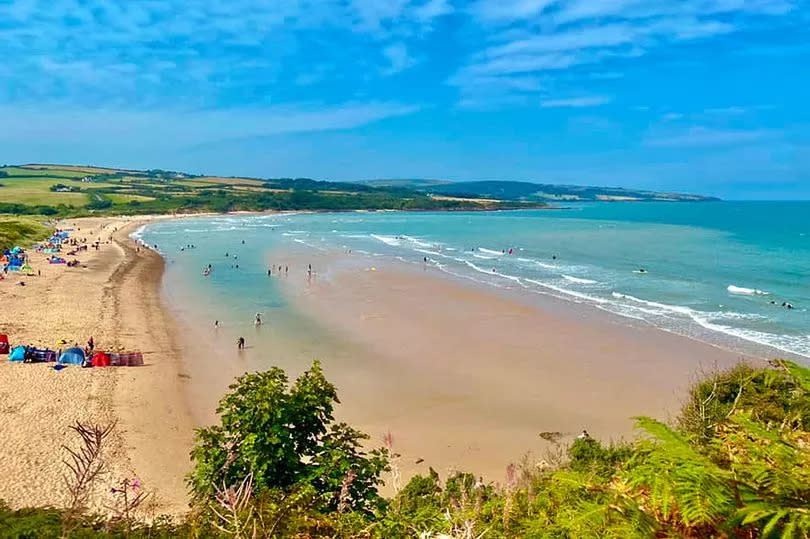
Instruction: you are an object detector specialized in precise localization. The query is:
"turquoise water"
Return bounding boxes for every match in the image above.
[137,202,810,361]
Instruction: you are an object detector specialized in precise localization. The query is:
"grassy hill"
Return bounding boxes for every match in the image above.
[366,179,718,202]
[0,164,542,217]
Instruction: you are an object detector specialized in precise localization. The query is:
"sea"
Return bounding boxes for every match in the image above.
[136,201,810,364]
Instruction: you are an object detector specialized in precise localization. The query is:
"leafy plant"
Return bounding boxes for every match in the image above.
[188,361,389,515]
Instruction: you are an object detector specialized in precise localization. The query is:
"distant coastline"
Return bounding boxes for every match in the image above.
[1,163,716,223]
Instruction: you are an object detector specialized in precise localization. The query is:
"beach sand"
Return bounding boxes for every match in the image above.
[279,251,759,484]
[0,217,193,516]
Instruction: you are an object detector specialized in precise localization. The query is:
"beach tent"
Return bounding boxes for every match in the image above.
[9,346,26,362]
[0,334,9,354]
[58,347,85,365]
[91,351,111,367]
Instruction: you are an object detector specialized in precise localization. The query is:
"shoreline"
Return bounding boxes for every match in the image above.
[0,216,193,515]
[276,249,759,482]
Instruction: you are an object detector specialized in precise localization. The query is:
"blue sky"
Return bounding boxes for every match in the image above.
[1,0,808,198]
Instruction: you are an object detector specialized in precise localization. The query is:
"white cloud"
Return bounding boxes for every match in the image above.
[470,0,557,24]
[452,0,796,107]
[644,126,774,147]
[0,101,420,148]
[382,42,417,74]
[541,95,611,108]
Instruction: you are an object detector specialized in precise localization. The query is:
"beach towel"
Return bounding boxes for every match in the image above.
[9,346,26,362]
[91,351,111,367]
[0,334,8,354]
[109,352,144,366]
[28,348,57,362]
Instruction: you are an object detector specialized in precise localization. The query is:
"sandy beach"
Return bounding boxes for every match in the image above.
[277,251,760,483]
[0,217,193,515]
[0,213,764,513]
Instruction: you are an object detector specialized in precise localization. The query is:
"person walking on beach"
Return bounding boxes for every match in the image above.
[214,320,219,329]
[255,313,263,326]
[237,337,245,350]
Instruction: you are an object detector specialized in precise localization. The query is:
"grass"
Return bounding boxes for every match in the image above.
[1,166,88,178]
[107,193,156,204]
[195,176,266,186]
[0,216,53,250]
[20,163,123,174]
[0,178,90,206]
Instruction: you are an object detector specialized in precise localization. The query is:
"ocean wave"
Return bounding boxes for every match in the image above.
[400,235,435,248]
[517,257,556,269]
[478,247,504,256]
[562,274,598,285]
[727,285,769,296]
[130,224,147,241]
[371,234,401,247]
[611,292,694,316]
[525,279,609,304]
[473,253,498,260]
[609,292,809,358]
[462,260,523,285]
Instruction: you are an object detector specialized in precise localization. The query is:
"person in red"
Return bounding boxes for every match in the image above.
[87,336,94,353]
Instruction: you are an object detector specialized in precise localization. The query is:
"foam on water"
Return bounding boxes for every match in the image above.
[727,285,769,296]
[562,274,599,285]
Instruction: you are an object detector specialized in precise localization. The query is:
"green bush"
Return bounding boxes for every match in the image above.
[188,362,389,516]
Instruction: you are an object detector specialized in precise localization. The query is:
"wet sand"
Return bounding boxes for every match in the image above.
[279,251,759,482]
[0,217,193,515]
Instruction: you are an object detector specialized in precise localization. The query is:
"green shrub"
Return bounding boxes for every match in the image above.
[188,361,389,515]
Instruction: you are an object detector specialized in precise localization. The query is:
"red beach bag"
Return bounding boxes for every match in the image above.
[0,334,9,355]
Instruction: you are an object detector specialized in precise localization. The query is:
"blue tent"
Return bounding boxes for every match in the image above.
[58,347,85,365]
[9,346,26,362]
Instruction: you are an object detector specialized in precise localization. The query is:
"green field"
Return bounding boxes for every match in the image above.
[0,177,89,206]
[1,166,88,178]
[105,193,156,203]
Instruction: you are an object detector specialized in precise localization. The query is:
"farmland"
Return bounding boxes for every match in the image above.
[0,163,539,216]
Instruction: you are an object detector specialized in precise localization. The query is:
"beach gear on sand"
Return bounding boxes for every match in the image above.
[28,348,57,362]
[0,334,8,354]
[109,352,144,367]
[91,351,111,367]
[58,347,85,365]
[9,346,26,362]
